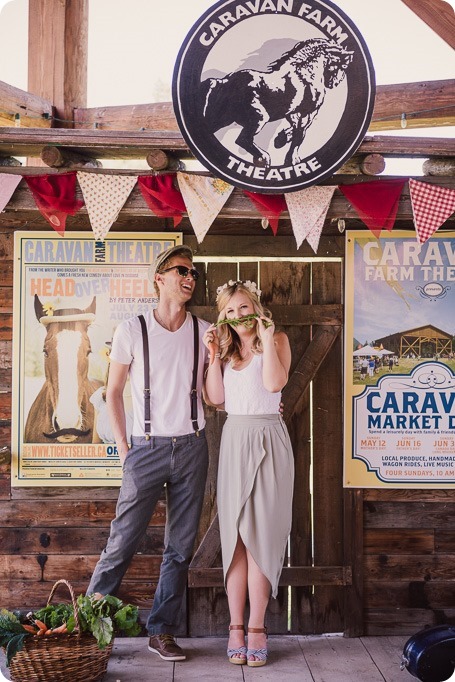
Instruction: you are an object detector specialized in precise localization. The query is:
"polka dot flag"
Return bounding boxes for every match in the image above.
[285,186,336,251]
[409,178,455,244]
[77,172,137,240]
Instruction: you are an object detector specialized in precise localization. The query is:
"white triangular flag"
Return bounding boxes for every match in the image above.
[285,186,336,250]
[177,173,234,243]
[77,172,137,240]
[0,173,21,212]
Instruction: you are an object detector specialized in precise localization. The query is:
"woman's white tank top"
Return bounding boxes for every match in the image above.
[223,353,281,415]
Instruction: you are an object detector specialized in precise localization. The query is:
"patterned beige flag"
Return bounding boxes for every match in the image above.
[0,173,21,212]
[285,186,336,251]
[77,172,137,240]
[177,173,234,243]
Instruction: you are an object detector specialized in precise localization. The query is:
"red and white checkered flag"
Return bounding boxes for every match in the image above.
[409,179,455,244]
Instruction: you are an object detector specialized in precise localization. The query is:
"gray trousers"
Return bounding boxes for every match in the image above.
[87,430,208,634]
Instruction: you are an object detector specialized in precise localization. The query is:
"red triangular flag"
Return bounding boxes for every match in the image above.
[339,179,407,238]
[25,172,83,236]
[244,191,286,236]
[409,179,455,244]
[138,174,185,227]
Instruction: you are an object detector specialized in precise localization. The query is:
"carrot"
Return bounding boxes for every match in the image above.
[34,619,48,631]
[45,629,53,635]
[22,624,38,634]
[51,623,67,634]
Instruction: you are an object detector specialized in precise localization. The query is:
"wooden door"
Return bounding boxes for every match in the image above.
[187,257,361,636]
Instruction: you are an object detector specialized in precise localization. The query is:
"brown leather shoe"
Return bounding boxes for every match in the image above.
[148,634,186,661]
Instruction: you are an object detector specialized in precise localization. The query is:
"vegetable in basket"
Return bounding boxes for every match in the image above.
[0,593,141,666]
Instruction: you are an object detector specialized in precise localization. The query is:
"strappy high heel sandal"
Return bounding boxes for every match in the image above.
[227,624,247,665]
[247,626,268,667]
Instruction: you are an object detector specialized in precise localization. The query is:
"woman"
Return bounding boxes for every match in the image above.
[203,280,294,668]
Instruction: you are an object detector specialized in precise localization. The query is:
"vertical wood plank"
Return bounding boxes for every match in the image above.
[261,261,311,633]
[239,261,258,284]
[28,0,88,127]
[311,261,344,633]
[344,489,364,636]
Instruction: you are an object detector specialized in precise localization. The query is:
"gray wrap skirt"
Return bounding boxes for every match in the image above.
[217,414,294,598]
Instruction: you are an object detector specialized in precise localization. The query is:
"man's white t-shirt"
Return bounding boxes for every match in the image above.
[110,311,210,437]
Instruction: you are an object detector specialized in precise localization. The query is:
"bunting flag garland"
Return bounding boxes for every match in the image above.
[285,186,336,250]
[0,174,21,213]
[177,173,234,243]
[24,172,84,236]
[409,178,455,244]
[2,170,454,246]
[243,191,286,236]
[77,172,137,240]
[137,174,186,226]
[339,178,407,237]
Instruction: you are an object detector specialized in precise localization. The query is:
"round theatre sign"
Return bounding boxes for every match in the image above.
[173,0,375,193]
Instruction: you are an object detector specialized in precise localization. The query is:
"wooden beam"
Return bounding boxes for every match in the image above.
[74,102,180,132]
[0,80,52,128]
[401,0,455,49]
[371,79,455,131]
[282,326,341,424]
[74,80,455,133]
[188,565,352,588]
[0,128,452,160]
[28,0,88,127]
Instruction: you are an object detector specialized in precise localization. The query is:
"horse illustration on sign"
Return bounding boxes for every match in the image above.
[201,38,353,167]
[24,295,101,444]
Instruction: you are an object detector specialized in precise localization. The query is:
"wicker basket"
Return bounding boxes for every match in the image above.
[8,579,114,682]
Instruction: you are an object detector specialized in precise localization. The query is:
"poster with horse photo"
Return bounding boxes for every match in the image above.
[12,231,182,487]
[344,230,455,489]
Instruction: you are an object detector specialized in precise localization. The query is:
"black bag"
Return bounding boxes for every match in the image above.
[401,625,455,682]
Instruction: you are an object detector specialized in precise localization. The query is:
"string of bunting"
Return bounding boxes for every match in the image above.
[0,171,454,249]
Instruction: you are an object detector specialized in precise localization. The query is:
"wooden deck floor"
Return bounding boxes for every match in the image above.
[1,634,414,682]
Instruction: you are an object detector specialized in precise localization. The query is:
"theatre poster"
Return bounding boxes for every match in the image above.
[12,231,182,487]
[344,230,455,489]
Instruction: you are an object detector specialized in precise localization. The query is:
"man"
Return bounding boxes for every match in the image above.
[87,245,210,662]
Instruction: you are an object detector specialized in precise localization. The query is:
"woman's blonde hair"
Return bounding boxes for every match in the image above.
[216,281,272,364]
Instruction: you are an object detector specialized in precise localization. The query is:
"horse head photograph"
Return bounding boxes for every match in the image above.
[24,295,101,444]
[201,37,353,167]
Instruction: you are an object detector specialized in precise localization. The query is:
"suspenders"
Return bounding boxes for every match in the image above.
[138,313,200,439]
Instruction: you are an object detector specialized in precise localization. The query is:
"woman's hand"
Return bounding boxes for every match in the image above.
[203,324,220,365]
[256,315,275,343]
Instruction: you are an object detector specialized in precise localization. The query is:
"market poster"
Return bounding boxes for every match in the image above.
[344,230,455,488]
[12,231,182,487]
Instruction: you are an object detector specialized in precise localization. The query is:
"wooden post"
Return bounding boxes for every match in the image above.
[41,145,102,169]
[0,157,21,167]
[28,0,88,128]
[337,153,386,176]
[146,150,184,171]
[423,158,455,176]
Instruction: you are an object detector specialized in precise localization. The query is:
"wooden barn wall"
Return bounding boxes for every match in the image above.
[1,223,455,637]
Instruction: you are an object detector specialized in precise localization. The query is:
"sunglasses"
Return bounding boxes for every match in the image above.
[160,265,200,281]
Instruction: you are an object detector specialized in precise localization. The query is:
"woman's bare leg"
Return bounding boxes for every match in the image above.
[226,535,248,657]
[246,548,270,661]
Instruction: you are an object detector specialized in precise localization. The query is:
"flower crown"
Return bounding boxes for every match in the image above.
[216,280,261,301]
